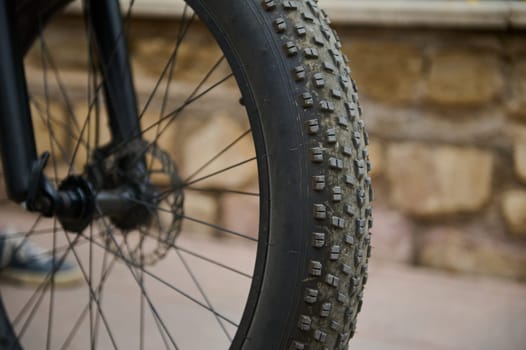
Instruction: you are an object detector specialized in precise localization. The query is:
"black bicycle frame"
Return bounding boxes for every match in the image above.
[0,0,141,203]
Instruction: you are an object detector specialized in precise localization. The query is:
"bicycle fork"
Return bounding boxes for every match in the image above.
[0,0,151,232]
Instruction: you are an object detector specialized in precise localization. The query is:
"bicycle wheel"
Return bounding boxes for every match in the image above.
[1,0,372,349]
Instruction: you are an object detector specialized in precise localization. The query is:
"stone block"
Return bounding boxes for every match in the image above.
[427,50,503,106]
[182,191,218,235]
[25,18,88,70]
[386,143,493,216]
[515,139,526,183]
[344,40,424,104]
[370,206,414,263]
[132,37,179,78]
[419,227,526,281]
[502,190,526,237]
[72,103,113,173]
[507,60,526,121]
[368,139,384,178]
[505,35,526,59]
[139,109,178,159]
[219,184,260,240]
[179,113,257,189]
[130,22,225,83]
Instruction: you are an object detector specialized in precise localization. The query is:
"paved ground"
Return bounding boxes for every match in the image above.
[353,261,526,350]
[0,204,525,350]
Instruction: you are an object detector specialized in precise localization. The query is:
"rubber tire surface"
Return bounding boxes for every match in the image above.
[11,1,373,349]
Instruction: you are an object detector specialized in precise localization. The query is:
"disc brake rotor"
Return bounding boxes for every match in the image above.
[97,142,184,266]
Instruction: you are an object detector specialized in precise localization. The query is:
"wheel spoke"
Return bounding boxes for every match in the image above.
[30,98,76,164]
[135,221,252,280]
[138,239,145,350]
[144,156,258,204]
[183,156,257,188]
[36,28,82,135]
[171,244,251,279]
[81,225,239,328]
[144,6,194,186]
[92,232,112,350]
[11,232,102,331]
[124,196,257,242]
[183,128,252,183]
[149,309,172,350]
[96,214,181,349]
[156,211,231,341]
[107,67,233,169]
[62,232,120,350]
[35,28,90,175]
[175,249,232,341]
[66,90,95,175]
[134,236,173,350]
[59,245,117,350]
[111,61,231,175]
[138,6,195,122]
[15,235,82,338]
[45,221,57,350]
[88,224,95,349]
[187,186,259,197]
[141,54,227,150]
[150,72,234,135]
[179,214,257,242]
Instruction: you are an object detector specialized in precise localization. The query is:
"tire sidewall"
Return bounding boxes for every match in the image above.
[186,1,311,349]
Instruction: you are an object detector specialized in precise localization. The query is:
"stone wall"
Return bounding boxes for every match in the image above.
[3,14,526,281]
[338,26,526,280]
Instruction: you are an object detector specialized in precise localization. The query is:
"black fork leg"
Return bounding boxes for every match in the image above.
[0,0,38,203]
[85,0,142,145]
[0,0,145,211]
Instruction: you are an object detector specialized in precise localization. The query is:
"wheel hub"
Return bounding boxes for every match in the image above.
[26,141,185,265]
[92,141,185,266]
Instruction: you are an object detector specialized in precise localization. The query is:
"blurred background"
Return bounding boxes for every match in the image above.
[0,0,525,349]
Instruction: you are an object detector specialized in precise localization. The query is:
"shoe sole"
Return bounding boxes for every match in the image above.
[0,268,83,288]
